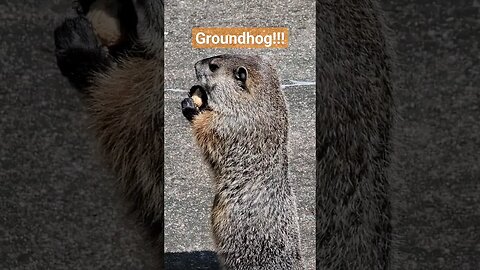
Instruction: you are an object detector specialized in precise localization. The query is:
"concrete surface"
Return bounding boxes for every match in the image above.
[0,0,479,270]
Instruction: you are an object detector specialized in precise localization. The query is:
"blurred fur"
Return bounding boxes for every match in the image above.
[316,0,395,269]
[54,0,164,268]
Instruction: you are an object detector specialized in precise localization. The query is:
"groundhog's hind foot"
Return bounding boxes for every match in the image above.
[181,98,199,122]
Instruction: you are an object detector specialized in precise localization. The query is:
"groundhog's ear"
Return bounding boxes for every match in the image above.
[235,66,248,82]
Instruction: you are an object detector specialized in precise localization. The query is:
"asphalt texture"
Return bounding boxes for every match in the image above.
[1,1,479,270]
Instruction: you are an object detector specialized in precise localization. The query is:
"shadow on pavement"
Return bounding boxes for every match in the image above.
[165,251,220,270]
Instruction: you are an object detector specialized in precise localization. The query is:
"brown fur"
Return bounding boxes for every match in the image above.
[316,0,395,269]
[192,110,221,164]
[87,55,164,263]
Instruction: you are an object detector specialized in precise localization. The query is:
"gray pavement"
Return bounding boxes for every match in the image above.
[0,0,479,270]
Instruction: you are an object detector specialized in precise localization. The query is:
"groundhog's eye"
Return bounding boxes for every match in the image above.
[209,63,219,72]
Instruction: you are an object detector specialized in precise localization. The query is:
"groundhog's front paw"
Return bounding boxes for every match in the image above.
[189,85,208,110]
[181,98,199,122]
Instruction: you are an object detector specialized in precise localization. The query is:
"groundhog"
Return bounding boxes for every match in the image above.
[181,54,305,270]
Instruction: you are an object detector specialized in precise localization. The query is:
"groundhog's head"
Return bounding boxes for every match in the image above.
[193,54,284,115]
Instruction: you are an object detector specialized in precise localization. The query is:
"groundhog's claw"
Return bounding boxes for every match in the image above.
[181,98,199,122]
